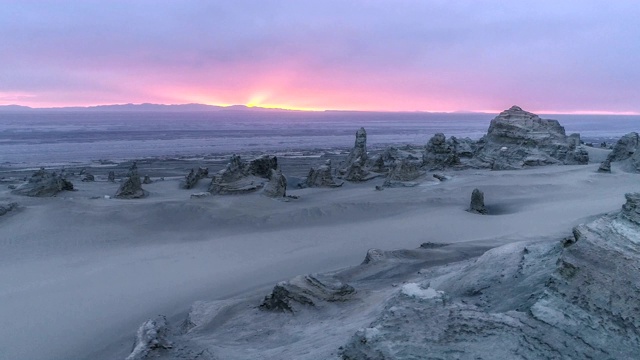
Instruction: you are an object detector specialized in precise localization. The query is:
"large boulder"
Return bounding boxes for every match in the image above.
[208,155,278,195]
[181,167,209,189]
[12,168,74,197]
[607,132,638,162]
[0,202,18,216]
[114,163,148,199]
[305,160,343,188]
[474,106,589,169]
[263,169,287,198]
[125,315,172,360]
[341,128,376,182]
[468,188,487,214]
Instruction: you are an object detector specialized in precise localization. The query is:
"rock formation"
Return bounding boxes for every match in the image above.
[108,171,116,182]
[305,160,343,188]
[0,202,18,216]
[12,168,74,197]
[474,106,589,169]
[181,167,209,189]
[125,315,172,360]
[607,132,638,162]
[208,155,278,195]
[81,173,94,182]
[422,133,459,170]
[142,175,153,184]
[342,194,640,359]
[260,274,356,312]
[341,128,378,182]
[262,169,287,198]
[114,162,148,199]
[382,158,423,187]
[597,158,611,173]
[468,188,487,214]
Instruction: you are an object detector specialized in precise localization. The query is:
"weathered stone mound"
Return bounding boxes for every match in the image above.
[305,160,343,188]
[12,168,74,197]
[0,202,18,216]
[181,167,209,189]
[468,188,487,214]
[382,158,424,188]
[341,194,640,359]
[474,106,589,169]
[81,173,94,182]
[262,169,287,198]
[422,133,459,170]
[607,132,638,162]
[107,171,116,182]
[208,155,278,195]
[340,127,380,182]
[260,274,356,312]
[114,163,148,199]
[125,315,172,360]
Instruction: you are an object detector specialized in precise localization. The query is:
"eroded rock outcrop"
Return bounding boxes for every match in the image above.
[422,133,459,170]
[12,168,74,197]
[341,194,640,360]
[142,175,153,184]
[341,128,379,182]
[0,202,18,216]
[208,155,278,195]
[607,132,638,162]
[114,163,148,199]
[382,158,423,187]
[474,106,589,169]
[126,315,172,360]
[468,188,487,214]
[81,173,94,182]
[305,160,343,188]
[597,158,611,173]
[260,274,356,312]
[108,171,116,182]
[263,169,287,198]
[181,167,209,189]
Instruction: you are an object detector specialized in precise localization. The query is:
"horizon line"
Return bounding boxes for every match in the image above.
[1,102,639,116]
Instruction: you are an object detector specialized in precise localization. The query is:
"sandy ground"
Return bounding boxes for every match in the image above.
[0,147,636,360]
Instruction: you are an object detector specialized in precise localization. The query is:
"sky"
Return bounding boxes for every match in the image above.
[1,0,639,113]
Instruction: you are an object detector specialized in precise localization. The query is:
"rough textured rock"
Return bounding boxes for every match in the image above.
[598,158,611,173]
[208,155,278,195]
[114,163,148,199]
[142,175,153,184]
[181,167,209,189]
[447,136,475,158]
[382,158,423,187]
[107,171,116,182]
[263,169,287,198]
[260,274,356,312]
[126,315,172,360]
[607,132,638,162]
[190,192,210,199]
[342,194,640,360]
[81,173,95,182]
[474,106,589,169]
[341,128,374,182]
[12,168,74,197]
[305,160,343,188]
[468,188,487,214]
[0,202,18,216]
[422,133,459,170]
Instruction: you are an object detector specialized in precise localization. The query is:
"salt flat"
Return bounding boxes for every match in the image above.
[0,149,636,359]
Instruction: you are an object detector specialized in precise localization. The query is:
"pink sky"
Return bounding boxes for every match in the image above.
[1,1,639,114]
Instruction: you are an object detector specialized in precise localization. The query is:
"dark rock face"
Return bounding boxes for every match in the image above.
[597,158,611,173]
[474,106,589,169]
[423,133,459,170]
[107,171,116,182]
[263,169,287,198]
[305,160,343,188]
[607,132,638,162]
[181,167,209,189]
[12,168,74,197]
[621,192,640,225]
[114,163,148,199]
[126,315,172,360]
[341,128,375,182]
[382,159,423,188]
[81,173,95,182]
[260,274,356,312]
[208,155,278,195]
[468,188,487,214]
[0,202,18,216]
[142,175,153,184]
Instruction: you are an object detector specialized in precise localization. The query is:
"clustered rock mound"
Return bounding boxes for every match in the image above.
[473,106,589,170]
[181,167,209,189]
[208,155,279,195]
[262,169,287,198]
[339,127,381,182]
[598,131,640,173]
[341,193,640,359]
[259,273,356,312]
[305,160,343,188]
[12,168,74,197]
[114,163,148,199]
[0,202,18,216]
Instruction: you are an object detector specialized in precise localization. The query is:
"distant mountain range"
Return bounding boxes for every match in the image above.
[0,103,311,112]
